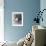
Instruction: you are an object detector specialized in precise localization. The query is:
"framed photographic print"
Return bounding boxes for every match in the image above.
[12,12,23,26]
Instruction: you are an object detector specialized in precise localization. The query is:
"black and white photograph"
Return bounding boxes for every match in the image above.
[12,12,23,26]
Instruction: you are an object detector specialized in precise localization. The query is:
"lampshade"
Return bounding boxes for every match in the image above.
[0,0,4,7]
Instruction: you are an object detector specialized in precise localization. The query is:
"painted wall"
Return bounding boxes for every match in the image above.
[4,0,40,42]
[40,0,46,27]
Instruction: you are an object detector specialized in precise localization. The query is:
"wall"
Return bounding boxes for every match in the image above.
[40,0,46,27]
[4,0,40,42]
